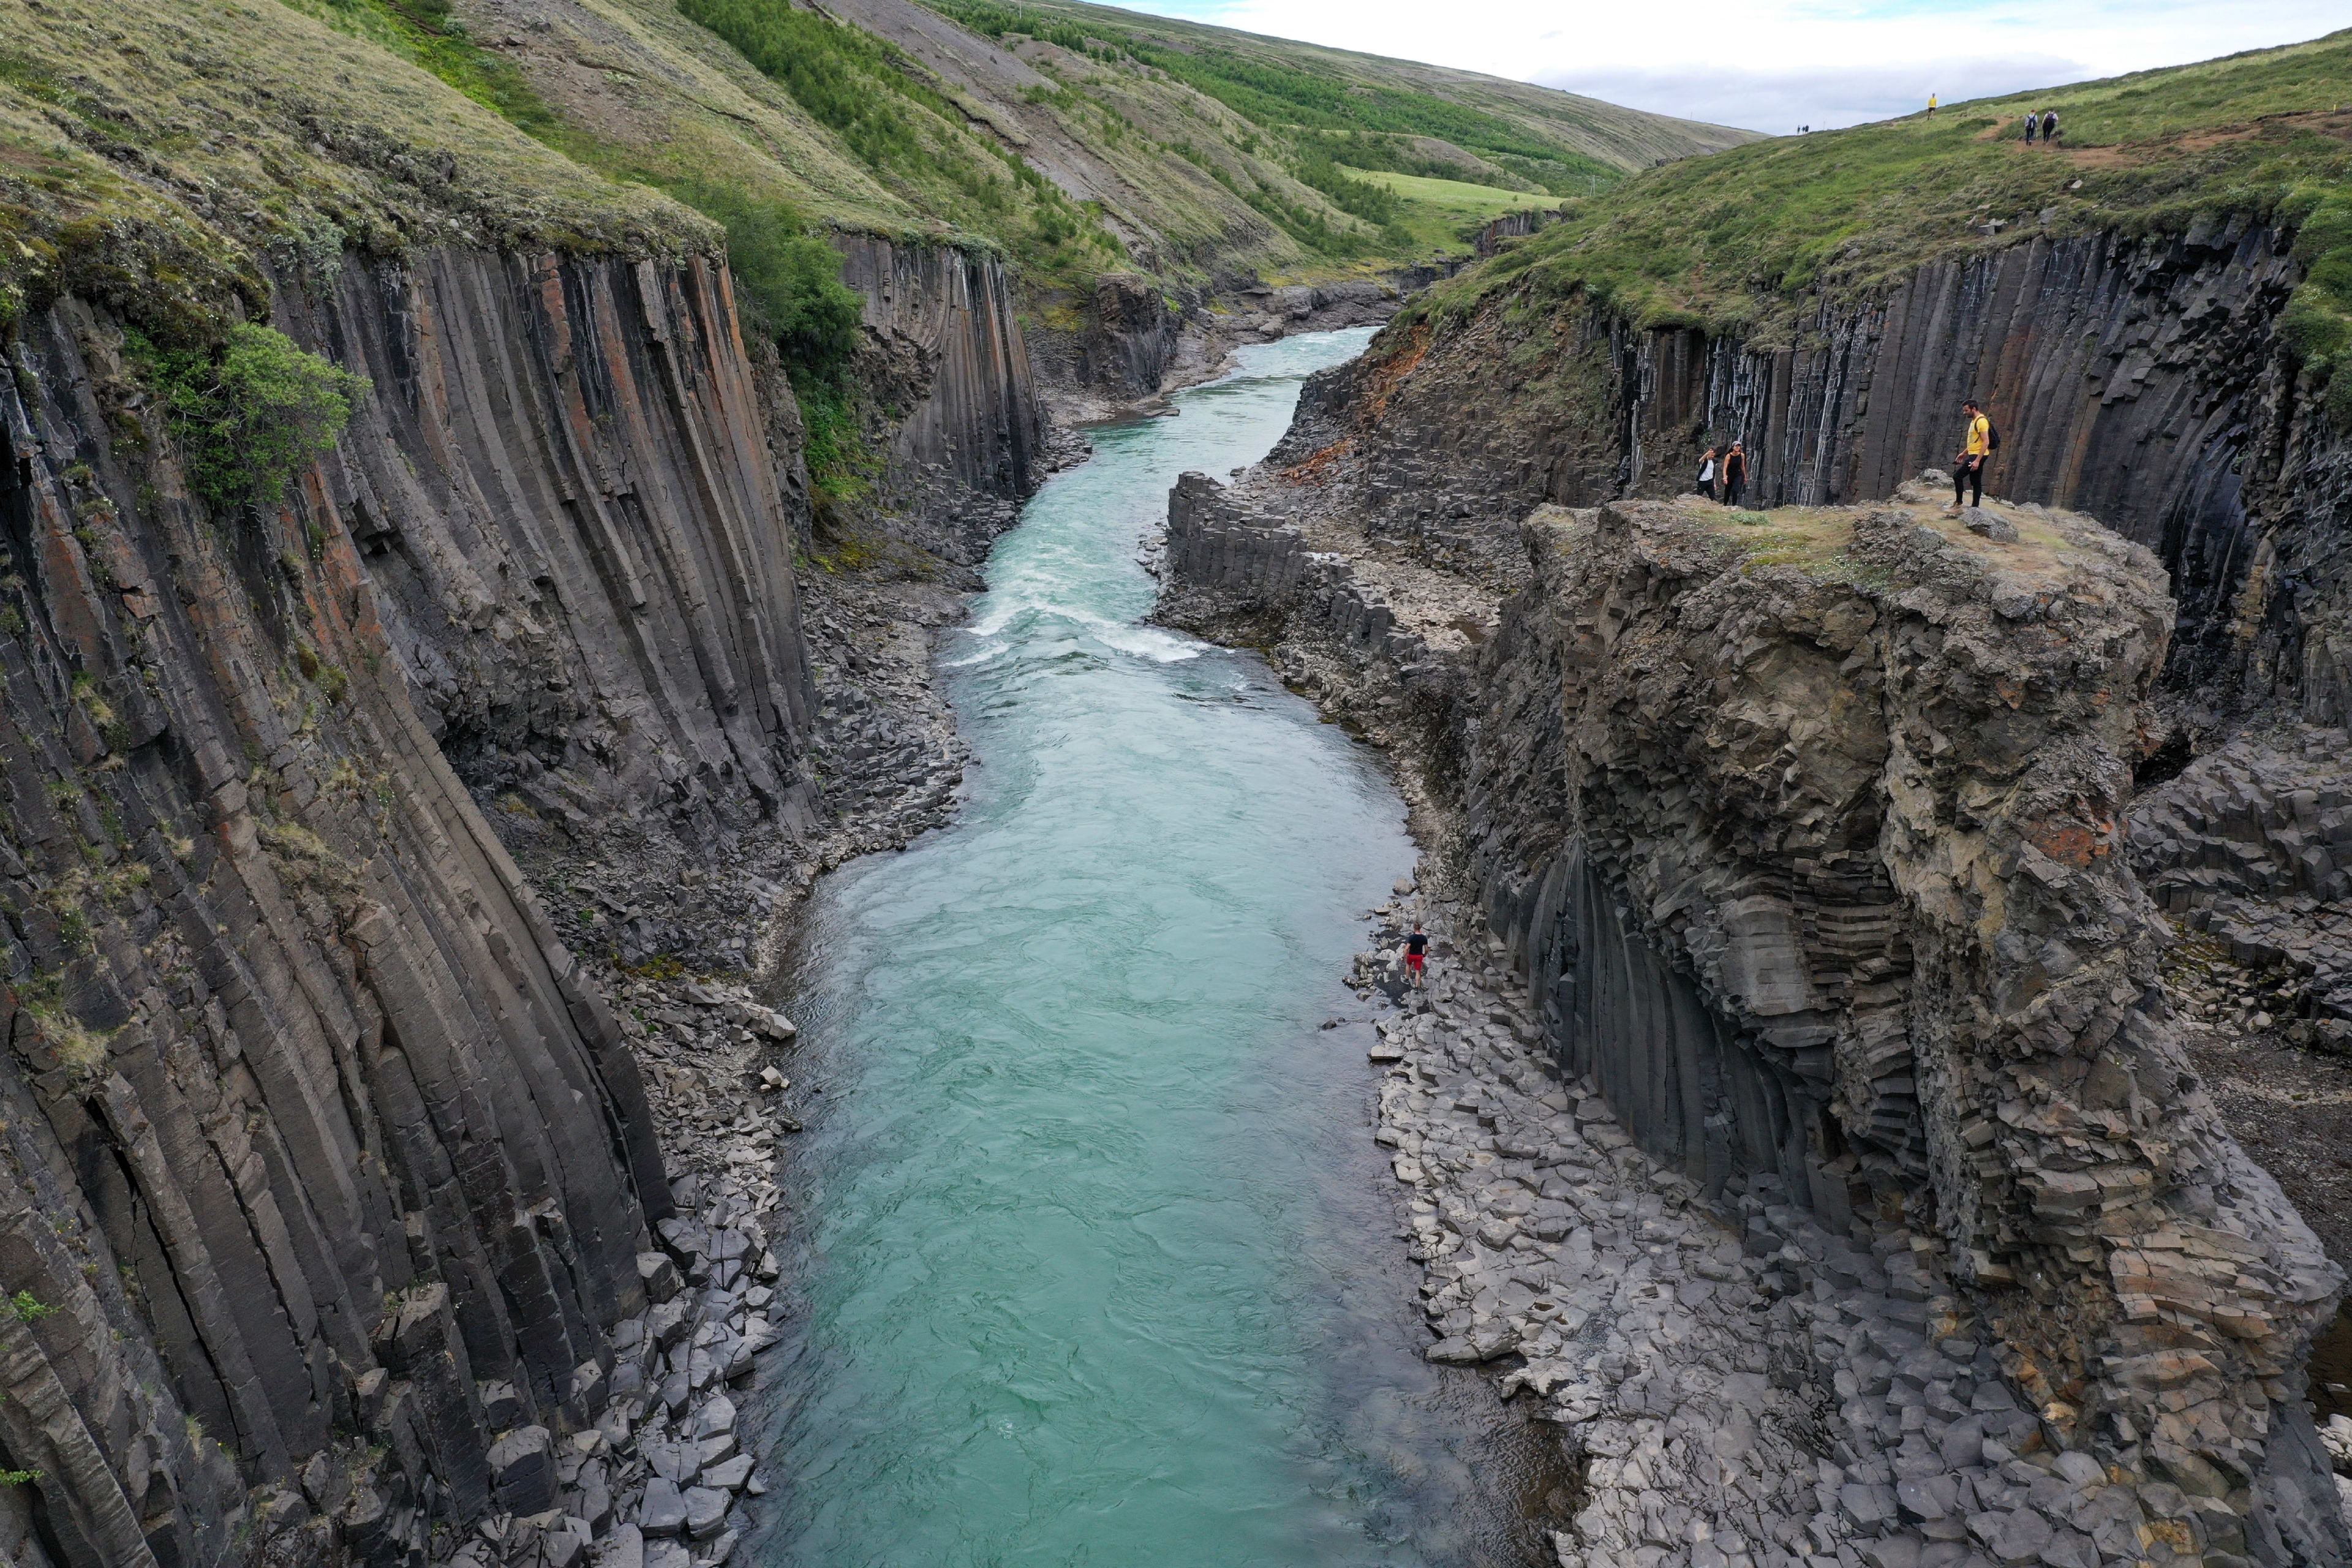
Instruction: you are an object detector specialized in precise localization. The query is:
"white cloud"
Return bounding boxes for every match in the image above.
[1115,0,2350,133]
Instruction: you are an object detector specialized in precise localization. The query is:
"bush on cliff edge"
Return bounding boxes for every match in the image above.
[135,325,371,509]
[693,193,865,378]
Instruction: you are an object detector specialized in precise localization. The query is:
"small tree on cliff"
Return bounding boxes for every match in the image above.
[140,323,369,509]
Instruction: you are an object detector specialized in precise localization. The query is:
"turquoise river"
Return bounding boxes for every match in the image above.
[752,330,1566,1567]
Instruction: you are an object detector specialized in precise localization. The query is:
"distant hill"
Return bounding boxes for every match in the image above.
[1400,26,2352,352]
[391,0,1754,300]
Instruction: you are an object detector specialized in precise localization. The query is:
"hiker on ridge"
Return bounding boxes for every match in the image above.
[2024,112,2038,143]
[2042,110,2060,144]
[1722,442,1750,508]
[1696,445,1721,502]
[1949,398,1992,510]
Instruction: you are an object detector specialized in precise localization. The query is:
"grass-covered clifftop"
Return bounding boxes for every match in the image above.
[0,0,712,342]
[1401,28,2352,381]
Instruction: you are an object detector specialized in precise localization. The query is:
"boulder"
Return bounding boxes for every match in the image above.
[1960,506,2019,541]
[487,1425,555,1516]
[638,1252,682,1304]
[639,1478,688,1537]
[684,1484,731,1540]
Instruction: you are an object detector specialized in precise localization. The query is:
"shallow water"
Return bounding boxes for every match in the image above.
[754,330,1566,1567]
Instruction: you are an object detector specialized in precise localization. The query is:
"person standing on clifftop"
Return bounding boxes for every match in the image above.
[1949,398,1991,510]
[1405,925,1428,989]
[1722,442,1749,507]
[1928,92,1938,113]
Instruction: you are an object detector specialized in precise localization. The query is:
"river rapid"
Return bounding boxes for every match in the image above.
[753,330,1567,1567]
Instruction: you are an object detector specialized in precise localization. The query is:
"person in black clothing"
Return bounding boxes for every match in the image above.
[2042,110,2060,145]
[1405,926,1428,988]
[1722,442,1749,507]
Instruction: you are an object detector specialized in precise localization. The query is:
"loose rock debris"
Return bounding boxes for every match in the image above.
[1354,892,2310,1568]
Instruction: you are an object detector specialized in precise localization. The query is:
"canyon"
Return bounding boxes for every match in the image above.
[1,2,2350,1567]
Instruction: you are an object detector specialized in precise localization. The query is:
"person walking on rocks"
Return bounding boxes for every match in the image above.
[1695,445,1720,502]
[1722,442,1749,508]
[1404,925,1428,989]
[1949,398,1991,510]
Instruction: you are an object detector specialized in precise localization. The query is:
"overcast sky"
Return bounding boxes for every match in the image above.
[1109,0,2348,134]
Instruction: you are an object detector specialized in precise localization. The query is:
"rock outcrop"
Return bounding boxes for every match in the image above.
[0,242,836,1564]
[1161,472,2352,1562]
[276,251,820,845]
[1280,222,2352,713]
[834,236,1046,564]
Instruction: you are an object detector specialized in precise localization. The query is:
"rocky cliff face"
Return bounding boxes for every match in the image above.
[279,251,820,847]
[0,243,838,1564]
[834,236,1047,564]
[1160,472,2352,1564]
[1280,221,2352,714]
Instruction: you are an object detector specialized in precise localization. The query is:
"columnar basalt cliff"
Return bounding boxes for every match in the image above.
[1160,474,2352,1563]
[1276,222,2352,704]
[0,241,845,1564]
[276,251,820,844]
[833,236,1047,562]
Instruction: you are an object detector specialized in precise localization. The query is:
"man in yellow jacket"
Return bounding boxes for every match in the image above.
[1951,398,1990,509]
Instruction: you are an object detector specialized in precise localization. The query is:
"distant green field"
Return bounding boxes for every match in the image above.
[1335,165,1552,217]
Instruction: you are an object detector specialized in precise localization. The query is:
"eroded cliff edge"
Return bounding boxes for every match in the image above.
[1163,480,2351,1564]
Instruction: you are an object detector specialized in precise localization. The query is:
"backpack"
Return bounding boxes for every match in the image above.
[1986,420,2002,451]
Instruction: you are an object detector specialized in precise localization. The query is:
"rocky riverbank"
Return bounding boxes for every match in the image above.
[1352,885,2334,1568]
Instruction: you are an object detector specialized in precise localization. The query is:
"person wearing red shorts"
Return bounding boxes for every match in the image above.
[1404,925,1428,987]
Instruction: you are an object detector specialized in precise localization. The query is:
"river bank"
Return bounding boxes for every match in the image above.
[734,325,1598,1567]
[1350,886,2133,1568]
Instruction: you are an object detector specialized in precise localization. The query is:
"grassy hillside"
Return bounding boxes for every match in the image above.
[1406,27,2352,382]
[0,0,704,341]
[921,0,1755,186]
[415,0,1749,297]
[0,0,1752,420]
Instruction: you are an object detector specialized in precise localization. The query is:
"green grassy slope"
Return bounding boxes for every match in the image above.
[0,0,704,339]
[0,0,1757,385]
[920,0,1757,186]
[1336,165,1544,255]
[1406,27,2352,366]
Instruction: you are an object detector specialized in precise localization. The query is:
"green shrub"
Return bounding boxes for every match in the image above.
[1291,147,1406,231]
[2,1291,55,1325]
[680,0,951,178]
[792,372,879,524]
[137,325,369,508]
[666,183,864,377]
[2328,364,2352,435]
